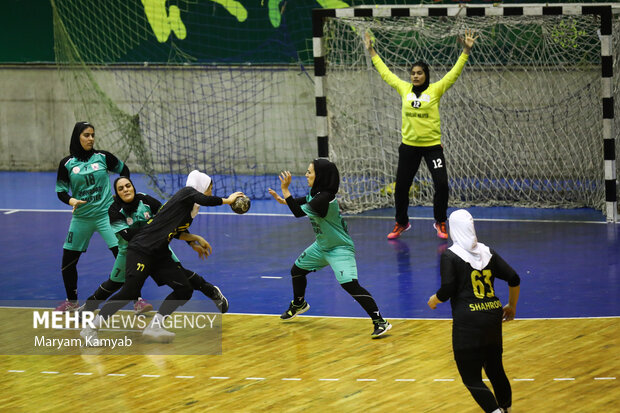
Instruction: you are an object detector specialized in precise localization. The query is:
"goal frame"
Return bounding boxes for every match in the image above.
[312,3,617,222]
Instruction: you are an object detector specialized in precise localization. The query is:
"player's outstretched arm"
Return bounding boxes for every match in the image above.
[457,28,478,55]
[278,171,293,199]
[364,31,377,57]
[222,192,244,205]
[268,188,286,204]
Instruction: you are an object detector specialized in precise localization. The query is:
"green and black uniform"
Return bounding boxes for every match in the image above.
[56,151,127,251]
[55,121,128,302]
[294,194,357,284]
[284,159,385,323]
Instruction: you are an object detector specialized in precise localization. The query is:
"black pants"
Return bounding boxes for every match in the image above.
[99,249,193,319]
[394,143,448,225]
[454,346,512,412]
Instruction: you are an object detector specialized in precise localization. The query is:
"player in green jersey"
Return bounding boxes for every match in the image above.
[269,159,391,338]
[365,30,478,240]
[55,121,130,312]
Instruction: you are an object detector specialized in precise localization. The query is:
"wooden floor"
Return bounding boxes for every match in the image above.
[0,314,618,412]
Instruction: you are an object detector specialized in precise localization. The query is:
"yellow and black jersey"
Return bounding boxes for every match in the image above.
[437,248,520,351]
[128,187,222,255]
[372,53,468,147]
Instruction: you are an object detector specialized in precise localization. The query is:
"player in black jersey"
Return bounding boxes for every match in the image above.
[82,170,243,343]
[428,209,520,413]
[81,176,229,317]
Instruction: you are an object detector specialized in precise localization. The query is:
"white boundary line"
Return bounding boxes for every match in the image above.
[7,370,616,383]
[0,305,617,321]
[0,208,611,224]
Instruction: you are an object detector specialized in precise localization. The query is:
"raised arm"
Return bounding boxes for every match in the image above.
[269,171,307,218]
[364,31,411,94]
[433,29,478,96]
[364,31,377,58]
[457,28,478,56]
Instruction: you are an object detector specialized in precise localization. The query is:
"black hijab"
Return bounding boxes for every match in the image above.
[113,176,140,215]
[410,61,430,99]
[311,158,340,197]
[69,121,95,161]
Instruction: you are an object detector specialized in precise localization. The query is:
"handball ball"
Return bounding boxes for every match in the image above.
[231,195,251,214]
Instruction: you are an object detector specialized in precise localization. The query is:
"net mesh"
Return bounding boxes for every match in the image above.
[51,0,315,199]
[322,13,619,214]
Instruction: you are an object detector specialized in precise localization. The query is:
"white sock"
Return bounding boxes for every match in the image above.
[92,315,102,329]
[491,409,502,413]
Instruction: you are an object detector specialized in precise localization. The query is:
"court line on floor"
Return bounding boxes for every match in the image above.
[0,208,611,224]
[223,312,620,321]
[5,370,615,383]
[0,305,617,321]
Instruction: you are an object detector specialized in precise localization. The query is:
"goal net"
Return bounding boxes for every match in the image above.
[317,6,619,215]
[51,0,315,199]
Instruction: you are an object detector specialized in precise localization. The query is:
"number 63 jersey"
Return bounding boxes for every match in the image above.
[438,248,521,350]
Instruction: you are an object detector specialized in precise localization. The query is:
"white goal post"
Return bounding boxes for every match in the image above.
[312,3,618,222]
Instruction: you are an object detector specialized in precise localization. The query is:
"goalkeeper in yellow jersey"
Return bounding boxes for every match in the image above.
[365,29,478,240]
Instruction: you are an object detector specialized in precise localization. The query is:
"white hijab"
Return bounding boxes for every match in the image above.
[186,170,212,218]
[448,209,492,271]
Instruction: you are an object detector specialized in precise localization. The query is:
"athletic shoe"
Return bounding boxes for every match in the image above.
[280,300,310,320]
[211,285,229,314]
[433,221,448,239]
[142,324,175,343]
[133,298,153,315]
[54,299,83,312]
[371,319,392,338]
[387,222,411,240]
[80,326,99,347]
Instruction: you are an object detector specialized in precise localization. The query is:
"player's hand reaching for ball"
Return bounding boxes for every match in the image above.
[278,171,292,189]
[223,192,244,205]
[278,171,293,199]
[268,188,286,204]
